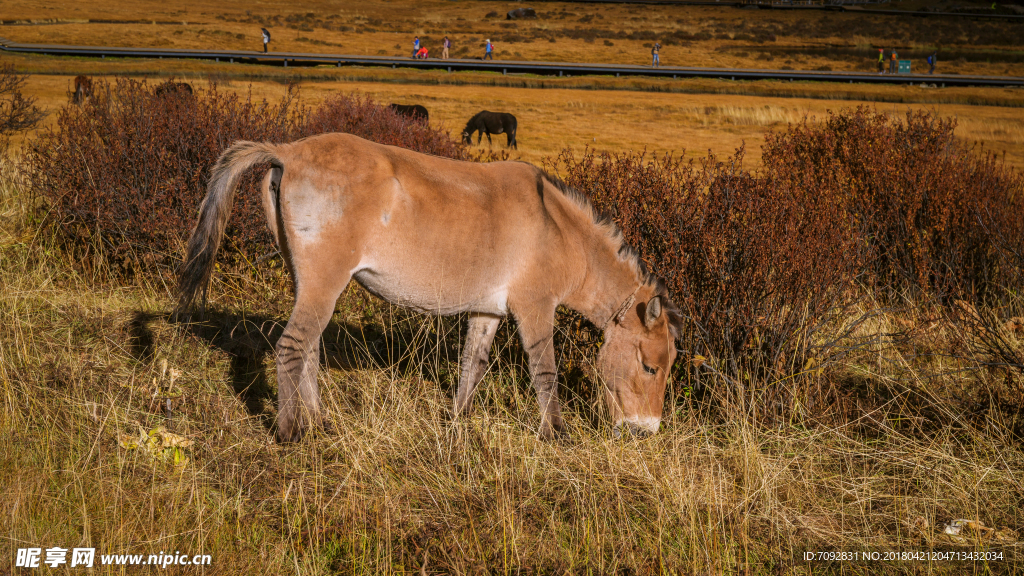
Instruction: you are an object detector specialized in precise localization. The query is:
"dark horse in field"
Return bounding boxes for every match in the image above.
[154,81,194,97]
[462,111,518,149]
[388,103,429,123]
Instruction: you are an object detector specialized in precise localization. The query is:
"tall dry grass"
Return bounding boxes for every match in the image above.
[3,105,1024,574]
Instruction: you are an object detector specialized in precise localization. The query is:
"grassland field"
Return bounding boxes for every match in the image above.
[2,1,1024,574]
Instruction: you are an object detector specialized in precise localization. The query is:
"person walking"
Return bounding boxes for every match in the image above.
[261,28,271,53]
[651,42,661,67]
[890,48,898,74]
[877,48,885,73]
[927,51,937,74]
[412,36,420,59]
[484,39,494,60]
[442,36,451,60]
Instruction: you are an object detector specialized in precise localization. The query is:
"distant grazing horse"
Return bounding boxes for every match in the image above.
[177,133,682,442]
[154,81,194,97]
[507,7,537,19]
[72,76,93,104]
[388,103,429,123]
[462,111,518,149]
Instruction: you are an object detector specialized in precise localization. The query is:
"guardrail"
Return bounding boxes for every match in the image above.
[2,36,1022,88]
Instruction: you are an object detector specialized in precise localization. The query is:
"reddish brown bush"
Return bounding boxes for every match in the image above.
[551,147,861,417]
[551,108,1024,418]
[23,78,466,272]
[762,107,1024,302]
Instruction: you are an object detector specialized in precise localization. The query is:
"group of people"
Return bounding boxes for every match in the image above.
[260,27,941,76]
[259,29,479,61]
[878,48,938,74]
[412,36,482,60]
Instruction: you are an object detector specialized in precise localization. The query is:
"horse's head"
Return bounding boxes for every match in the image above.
[462,130,472,145]
[597,285,682,438]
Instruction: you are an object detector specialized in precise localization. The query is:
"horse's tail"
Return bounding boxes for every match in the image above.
[176,141,282,314]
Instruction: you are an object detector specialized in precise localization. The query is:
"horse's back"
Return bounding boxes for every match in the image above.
[273,133,558,314]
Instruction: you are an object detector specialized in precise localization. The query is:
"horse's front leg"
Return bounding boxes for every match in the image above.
[515,306,567,440]
[454,313,502,417]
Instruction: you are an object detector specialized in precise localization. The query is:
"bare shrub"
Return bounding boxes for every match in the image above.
[0,64,45,154]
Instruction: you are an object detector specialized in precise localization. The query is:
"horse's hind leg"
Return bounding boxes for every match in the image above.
[276,272,351,442]
[454,313,501,417]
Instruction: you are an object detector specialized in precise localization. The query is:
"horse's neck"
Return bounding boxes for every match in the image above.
[563,220,641,327]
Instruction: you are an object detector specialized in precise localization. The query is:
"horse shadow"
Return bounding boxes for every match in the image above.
[128,308,602,433]
[129,308,476,429]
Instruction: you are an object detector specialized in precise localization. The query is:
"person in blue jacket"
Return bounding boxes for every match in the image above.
[484,39,494,60]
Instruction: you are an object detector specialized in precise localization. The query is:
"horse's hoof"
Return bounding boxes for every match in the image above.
[276,419,306,443]
[538,422,570,443]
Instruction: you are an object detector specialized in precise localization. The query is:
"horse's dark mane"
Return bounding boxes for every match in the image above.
[538,170,683,333]
[462,110,488,133]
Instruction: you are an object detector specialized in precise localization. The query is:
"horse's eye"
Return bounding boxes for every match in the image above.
[642,363,657,376]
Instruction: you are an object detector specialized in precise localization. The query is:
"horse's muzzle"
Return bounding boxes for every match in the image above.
[613,419,659,439]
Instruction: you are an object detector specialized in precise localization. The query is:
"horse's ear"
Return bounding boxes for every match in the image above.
[644,296,662,328]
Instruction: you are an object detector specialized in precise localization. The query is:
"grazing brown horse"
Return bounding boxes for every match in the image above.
[177,133,682,442]
[72,76,93,104]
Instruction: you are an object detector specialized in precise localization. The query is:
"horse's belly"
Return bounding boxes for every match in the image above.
[353,267,508,316]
